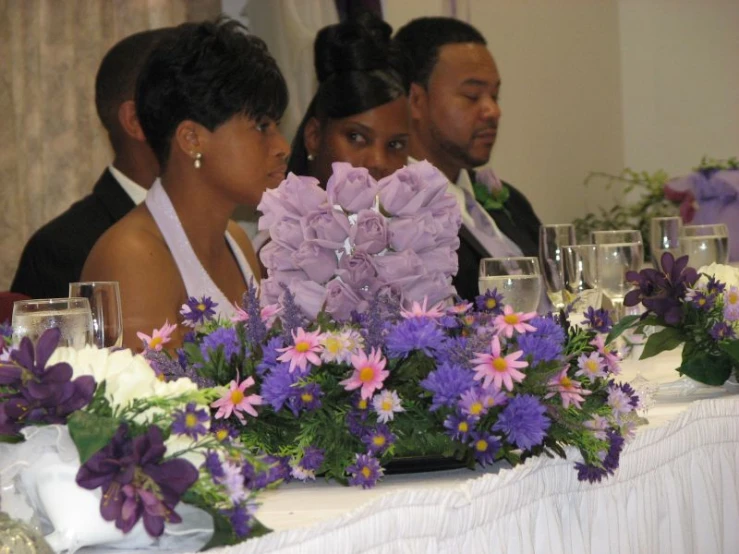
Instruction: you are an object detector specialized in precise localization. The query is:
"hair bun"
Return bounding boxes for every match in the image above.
[314,13,395,83]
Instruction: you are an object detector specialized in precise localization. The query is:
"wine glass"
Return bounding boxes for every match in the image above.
[539,224,576,310]
[12,298,93,349]
[479,257,542,313]
[680,224,729,267]
[561,244,601,320]
[592,230,644,321]
[650,217,682,268]
[69,282,123,348]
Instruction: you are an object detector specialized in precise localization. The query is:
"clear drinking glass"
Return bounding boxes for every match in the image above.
[539,224,576,310]
[479,257,542,313]
[12,298,93,349]
[650,217,682,268]
[680,223,729,267]
[592,230,644,321]
[561,244,601,315]
[69,282,123,348]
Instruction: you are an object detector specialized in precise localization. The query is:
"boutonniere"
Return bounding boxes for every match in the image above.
[473,168,510,213]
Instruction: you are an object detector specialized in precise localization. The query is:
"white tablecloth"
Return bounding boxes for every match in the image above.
[205,350,739,554]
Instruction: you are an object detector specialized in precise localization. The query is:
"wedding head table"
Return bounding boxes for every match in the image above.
[161,349,735,554]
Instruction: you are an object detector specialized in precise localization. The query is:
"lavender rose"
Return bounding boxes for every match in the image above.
[406,160,450,207]
[352,210,388,254]
[301,206,351,249]
[325,279,368,321]
[261,270,308,304]
[292,240,339,284]
[374,250,426,283]
[418,246,458,276]
[289,281,328,319]
[387,212,438,252]
[270,217,305,250]
[257,173,327,230]
[260,241,298,271]
[401,273,455,306]
[326,162,379,212]
[337,251,378,290]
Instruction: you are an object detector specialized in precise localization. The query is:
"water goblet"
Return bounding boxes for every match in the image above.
[539,224,576,310]
[69,282,123,348]
[561,244,601,320]
[12,298,93,349]
[680,224,729,267]
[479,257,542,313]
[592,230,643,321]
[650,217,682,268]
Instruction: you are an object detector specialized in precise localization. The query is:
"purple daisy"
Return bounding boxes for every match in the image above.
[582,307,613,333]
[469,432,501,466]
[458,387,489,420]
[299,446,325,472]
[361,424,395,455]
[706,276,726,296]
[575,461,608,483]
[420,362,476,411]
[221,502,256,538]
[346,453,384,489]
[180,296,218,327]
[443,412,475,441]
[690,290,715,311]
[292,383,323,412]
[492,394,551,450]
[710,321,736,341]
[171,402,209,440]
[385,317,446,358]
[475,288,504,315]
[211,420,239,443]
[204,451,225,479]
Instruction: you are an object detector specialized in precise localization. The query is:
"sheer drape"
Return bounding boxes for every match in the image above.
[0,0,220,290]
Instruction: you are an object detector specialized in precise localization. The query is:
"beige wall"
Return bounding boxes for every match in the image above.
[618,0,739,175]
[384,0,625,225]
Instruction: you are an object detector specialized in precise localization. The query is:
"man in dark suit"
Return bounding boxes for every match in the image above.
[11,29,170,299]
[395,18,543,302]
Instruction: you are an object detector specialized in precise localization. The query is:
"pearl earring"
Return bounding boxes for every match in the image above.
[307,153,315,161]
[193,152,203,169]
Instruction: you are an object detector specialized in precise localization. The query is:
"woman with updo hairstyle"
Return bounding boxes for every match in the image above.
[287,13,410,183]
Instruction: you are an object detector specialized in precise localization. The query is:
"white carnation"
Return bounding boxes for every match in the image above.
[696,263,739,289]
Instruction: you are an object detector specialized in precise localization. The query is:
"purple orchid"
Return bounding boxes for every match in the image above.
[0,328,95,434]
[76,424,199,537]
[624,252,698,325]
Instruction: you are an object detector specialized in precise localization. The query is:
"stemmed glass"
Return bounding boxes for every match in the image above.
[479,257,542,313]
[561,244,601,319]
[680,224,729,267]
[539,224,576,310]
[650,217,682,268]
[69,282,123,348]
[12,298,94,349]
[592,230,644,321]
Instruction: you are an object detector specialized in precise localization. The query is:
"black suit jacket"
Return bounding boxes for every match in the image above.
[11,169,135,299]
[453,174,542,302]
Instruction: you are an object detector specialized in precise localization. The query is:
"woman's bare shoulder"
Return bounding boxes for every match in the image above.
[227,220,260,281]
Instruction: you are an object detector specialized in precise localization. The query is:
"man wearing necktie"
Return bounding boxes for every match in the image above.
[395,18,543,303]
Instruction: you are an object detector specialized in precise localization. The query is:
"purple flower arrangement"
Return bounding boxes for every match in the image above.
[148,280,640,493]
[616,251,739,385]
[257,161,461,319]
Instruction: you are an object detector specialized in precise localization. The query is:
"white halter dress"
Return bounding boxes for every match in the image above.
[145,179,255,320]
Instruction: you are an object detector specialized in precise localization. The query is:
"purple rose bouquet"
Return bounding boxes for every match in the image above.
[257,161,461,319]
[142,282,640,494]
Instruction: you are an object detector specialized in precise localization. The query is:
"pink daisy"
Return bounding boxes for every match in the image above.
[544,368,590,409]
[340,348,389,400]
[136,320,177,352]
[447,302,473,315]
[400,298,446,319]
[230,302,282,328]
[471,336,528,391]
[575,352,606,381]
[589,334,621,374]
[493,305,536,338]
[277,328,324,373]
[211,376,262,424]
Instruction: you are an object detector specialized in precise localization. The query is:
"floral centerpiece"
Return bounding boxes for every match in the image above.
[611,252,739,386]
[0,329,275,550]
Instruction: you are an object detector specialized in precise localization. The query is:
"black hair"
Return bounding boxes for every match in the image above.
[95,28,172,141]
[136,18,288,169]
[394,17,486,88]
[287,12,408,176]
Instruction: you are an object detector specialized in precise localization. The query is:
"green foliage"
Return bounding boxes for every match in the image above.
[67,410,119,464]
[639,327,684,360]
